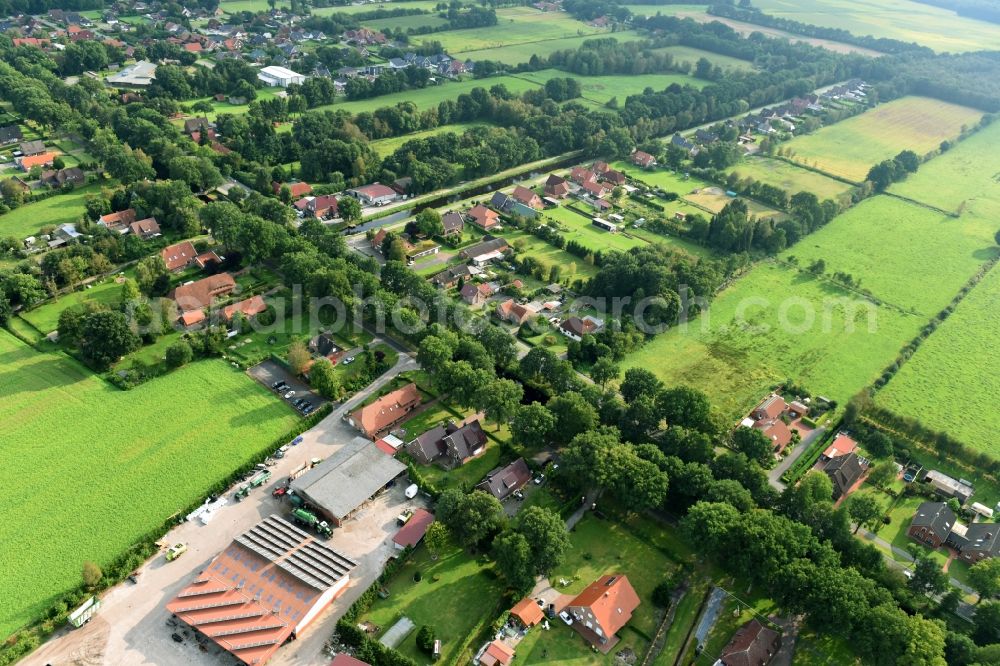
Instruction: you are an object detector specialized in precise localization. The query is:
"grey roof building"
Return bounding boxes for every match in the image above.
[823,452,865,500]
[476,457,531,501]
[291,436,406,525]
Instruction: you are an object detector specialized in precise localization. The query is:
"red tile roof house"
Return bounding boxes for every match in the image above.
[821,432,858,462]
[478,639,514,666]
[331,655,371,666]
[570,167,597,185]
[601,169,626,186]
[221,295,267,323]
[544,174,571,199]
[563,575,641,653]
[630,150,657,168]
[510,597,544,628]
[296,194,340,219]
[161,241,199,272]
[511,185,543,210]
[496,298,536,326]
[346,383,422,439]
[171,273,237,323]
[461,282,493,306]
[272,181,312,198]
[468,204,500,230]
[98,208,138,234]
[393,508,434,550]
[746,394,793,453]
[129,217,161,239]
[16,152,56,171]
[718,619,781,666]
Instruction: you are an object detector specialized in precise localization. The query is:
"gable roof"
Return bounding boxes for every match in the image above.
[481,640,514,666]
[171,273,236,312]
[222,295,267,322]
[166,515,356,666]
[99,208,137,229]
[822,433,858,459]
[911,501,956,541]
[349,383,421,437]
[719,619,781,666]
[441,211,465,233]
[393,508,434,548]
[475,458,531,501]
[510,597,544,627]
[161,241,198,271]
[273,181,312,198]
[129,217,161,237]
[468,204,499,228]
[19,139,45,155]
[292,437,407,521]
[511,185,540,207]
[823,452,864,498]
[569,575,640,638]
[459,237,509,261]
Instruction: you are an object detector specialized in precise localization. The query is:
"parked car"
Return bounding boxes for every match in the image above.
[165,543,187,561]
[293,398,307,408]
[342,356,356,365]
[273,381,288,391]
[302,405,315,416]
[559,610,573,626]
[271,380,284,389]
[533,474,545,485]
[284,390,296,399]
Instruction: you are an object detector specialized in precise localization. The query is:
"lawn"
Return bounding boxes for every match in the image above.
[621,261,922,418]
[218,0,270,13]
[369,122,488,157]
[360,546,505,665]
[502,230,601,281]
[0,331,298,637]
[727,156,854,201]
[0,183,103,239]
[781,96,984,181]
[455,31,645,66]
[876,264,1000,456]
[422,6,606,55]
[180,87,283,121]
[542,205,647,253]
[20,271,133,334]
[750,0,1000,53]
[781,196,999,317]
[515,513,681,664]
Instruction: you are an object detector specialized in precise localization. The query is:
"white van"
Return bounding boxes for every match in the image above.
[404,483,419,499]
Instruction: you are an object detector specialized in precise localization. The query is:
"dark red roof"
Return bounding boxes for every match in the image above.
[393,509,435,548]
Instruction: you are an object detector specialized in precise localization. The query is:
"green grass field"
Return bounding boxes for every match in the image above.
[621,261,922,417]
[728,156,854,201]
[310,74,545,115]
[782,196,999,317]
[750,0,1000,53]
[782,96,984,181]
[502,230,600,281]
[219,0,270,13]
[513,70,708,107]
[360,546,504,665]
[312,0,444,16]
[421,6,606,55]
[653,45,756,72]
[20,271,137,334]
[0,331,298,637]
[612,161,785,219]
[877,264,1000,456]
[361,13,449,31]
[0,184,102,239]
[454,31,644,65]
[543,204,647,252]
[369,122,487,156]
[181,87,283,122]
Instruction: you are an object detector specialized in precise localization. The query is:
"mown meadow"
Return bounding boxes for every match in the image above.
[0,332,297,637]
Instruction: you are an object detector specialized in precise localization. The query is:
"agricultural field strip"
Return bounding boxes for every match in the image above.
[750,0,1000,54]
[0,332,297,637]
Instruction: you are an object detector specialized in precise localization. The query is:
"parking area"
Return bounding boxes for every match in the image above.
[248,359,325,416]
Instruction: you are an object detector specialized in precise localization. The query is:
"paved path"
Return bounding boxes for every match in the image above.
[767,426,826,490]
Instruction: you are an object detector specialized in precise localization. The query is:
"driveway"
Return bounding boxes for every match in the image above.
[248,358,323,412]
[24,352,420,666]
[768,425,826,490]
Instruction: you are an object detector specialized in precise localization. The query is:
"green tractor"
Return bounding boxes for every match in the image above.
[235,469,272,502]
[291,508,333,538]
